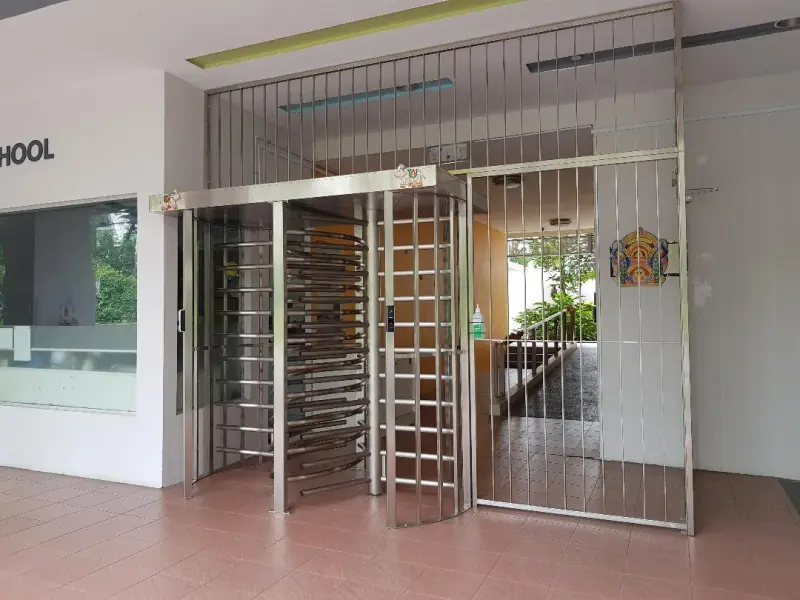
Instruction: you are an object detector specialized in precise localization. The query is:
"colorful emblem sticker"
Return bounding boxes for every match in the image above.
[394,165,425,189]
[160,190,181,211]
[610,227,669,286]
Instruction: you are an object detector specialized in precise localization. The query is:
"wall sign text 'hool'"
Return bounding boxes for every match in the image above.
[0,139,55,168]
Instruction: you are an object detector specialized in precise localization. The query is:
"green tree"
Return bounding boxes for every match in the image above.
[508,235,595,297]
[93,221,137,324]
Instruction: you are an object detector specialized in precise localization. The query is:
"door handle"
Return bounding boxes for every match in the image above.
[177,309,186,333]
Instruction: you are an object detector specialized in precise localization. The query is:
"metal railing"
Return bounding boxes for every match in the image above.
[493,308,575,399]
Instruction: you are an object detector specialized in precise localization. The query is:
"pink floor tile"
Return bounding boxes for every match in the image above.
[255,571,343,600]
[24,554,106,586]
[348,558,425,592]
[504,536,569,563]
[208,560,288,595]
[297,549,373,579]
[473,576,549,600]
[618,575,690,600]
[181,580,257,600]
[406,566,486,599]
[110,574,200,599]
[69,563,154,597]
[161,551,238,585]
[428,547,500,575]
[551,564,624,599]
[329,580,402,600]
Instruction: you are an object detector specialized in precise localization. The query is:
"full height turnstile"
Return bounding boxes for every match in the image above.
[153,166,480,527]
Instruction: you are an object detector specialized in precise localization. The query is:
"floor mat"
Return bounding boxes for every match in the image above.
[513,343,599,421]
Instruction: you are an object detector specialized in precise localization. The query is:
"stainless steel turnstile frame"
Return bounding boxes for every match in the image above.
[153,165,482,523]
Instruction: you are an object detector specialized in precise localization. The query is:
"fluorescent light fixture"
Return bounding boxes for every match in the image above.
[279,79,454,114]
[187,0,527,69]
[526,18,800,73]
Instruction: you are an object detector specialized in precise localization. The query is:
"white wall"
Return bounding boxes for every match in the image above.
[0,69,202,487]
[685,71,800,480]
[162,73,206,487]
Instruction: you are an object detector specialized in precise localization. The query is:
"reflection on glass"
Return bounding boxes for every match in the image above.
[0,199,137,411]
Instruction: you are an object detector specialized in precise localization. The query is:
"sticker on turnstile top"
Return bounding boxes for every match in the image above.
[386,305,395,333]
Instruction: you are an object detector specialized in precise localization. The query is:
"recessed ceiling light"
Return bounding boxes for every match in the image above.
[774,17,800,30]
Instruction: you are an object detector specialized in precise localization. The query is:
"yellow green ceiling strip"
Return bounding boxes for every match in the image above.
[188,0,527,69]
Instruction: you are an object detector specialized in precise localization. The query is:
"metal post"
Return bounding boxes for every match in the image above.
[272,201,288,514]
[367,193,381,496]
[674,1,695,536]
[383,191,397,527]
[182,210,195,499]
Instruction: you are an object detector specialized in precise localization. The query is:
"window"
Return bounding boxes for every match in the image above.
[0,199,137,411]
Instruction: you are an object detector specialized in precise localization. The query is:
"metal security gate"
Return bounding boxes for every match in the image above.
[158,166,475,526]
[378,187,473,527]
[201,1,692,532]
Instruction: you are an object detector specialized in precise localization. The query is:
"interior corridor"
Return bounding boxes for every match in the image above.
[0,466,798,599]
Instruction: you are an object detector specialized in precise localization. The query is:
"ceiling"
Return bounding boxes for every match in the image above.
[0,0,799,102]
[0,0,67,20]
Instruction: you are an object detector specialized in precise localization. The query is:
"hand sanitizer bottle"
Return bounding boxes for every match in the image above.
[472,305,485,340]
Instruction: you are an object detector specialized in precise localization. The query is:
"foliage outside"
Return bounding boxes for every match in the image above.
[509,234,598,343]
[508,235,595,296]
[512,292,597,342]
[93,220,137,324]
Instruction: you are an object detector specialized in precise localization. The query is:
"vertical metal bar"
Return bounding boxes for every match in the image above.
[262,85,267,184]
[217,94,222,188]
[240,89,244,186]
[312,76,317,178]
[592,21,608,514]
[299,78,304,179]
[501,39,513,504]
[434,195,444,517]
[228,91,233,187]
[393,60,398,168]
[257,213,265,463]
[286,81,291,181]
[338,70,343,176]
[422,55,427,164]
[252,87,256,184]
[193,218,200,481]
[674,2,694,535]
[351,68,356,175]
[367,193,381,496]
[537,31,550,503]
[408,58,412,167]
[450,196,463,512]
[485,42,496,501]
[182,211,195,499]
[365,67,370,173]
[325,74,330,176]
[610,18,629,518]
[384,191,397,527]
[573,24,587,513]
[221,214,229,466]
[204,224,213,475]
[519,36,531,508]
[468,46,473,169]
[412,193,422,523]
[437,51,442,165]
[379,64,383,170]
[453,50,457,170]
[465,177,477,507]
[273,84,279,183]
[272,201,288,514]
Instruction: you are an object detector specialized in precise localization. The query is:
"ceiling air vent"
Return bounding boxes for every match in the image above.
[549,218,572,227]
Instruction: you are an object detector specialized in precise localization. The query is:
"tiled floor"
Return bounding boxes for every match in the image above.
[1,465,799,599]
[476,417,687,522]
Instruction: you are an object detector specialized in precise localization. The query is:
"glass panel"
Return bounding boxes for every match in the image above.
[0,199,137,411]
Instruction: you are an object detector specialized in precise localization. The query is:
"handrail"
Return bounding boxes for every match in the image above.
[522,308,570,334]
